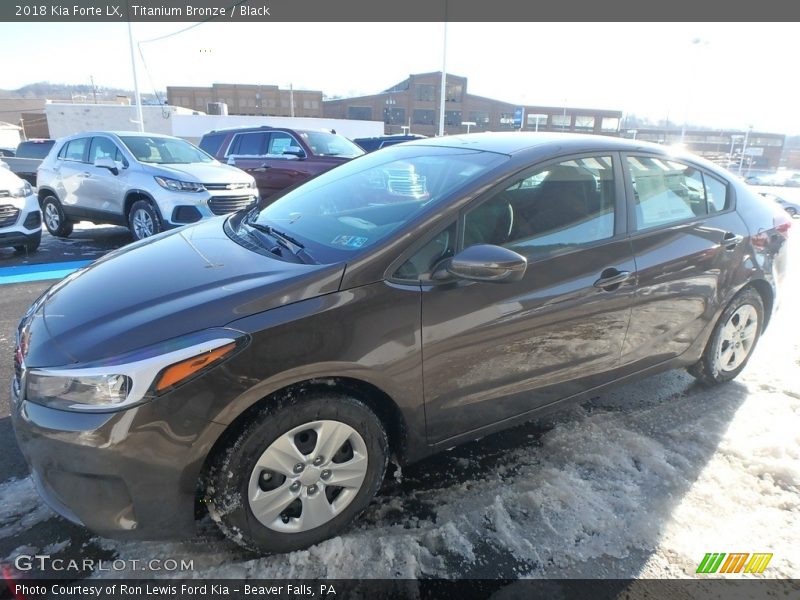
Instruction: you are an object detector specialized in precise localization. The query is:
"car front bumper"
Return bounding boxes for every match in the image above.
[0,192,41,248]
[10,379,227,540]
[153,189,258,228]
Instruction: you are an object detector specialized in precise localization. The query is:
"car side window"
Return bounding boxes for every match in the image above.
[704,173,729,213]
[89,137,120,164]
[463,155,616,256]
[229,132,268,157]
[627,156,710,230]
[394,222,457,281]
[267,133,299,156]
[62,138,88,162]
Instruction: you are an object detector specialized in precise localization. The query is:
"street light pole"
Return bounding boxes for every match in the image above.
[127,21,144,132]
[438,20,448,137]
[738,127,752,176]
[681,38,706,145]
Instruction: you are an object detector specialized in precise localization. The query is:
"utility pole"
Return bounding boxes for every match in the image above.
[90,75,97,104]
[289,83,295,118]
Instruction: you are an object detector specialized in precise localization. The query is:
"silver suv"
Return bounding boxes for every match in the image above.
[37,132,258,240]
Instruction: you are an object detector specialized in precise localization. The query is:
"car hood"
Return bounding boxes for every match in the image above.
[0,165,25,190]
[21,218,344,367]
[148,162,254,184]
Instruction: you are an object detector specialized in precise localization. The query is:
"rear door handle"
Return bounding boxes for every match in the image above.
[723,232,744,250]
[594,269,632,290]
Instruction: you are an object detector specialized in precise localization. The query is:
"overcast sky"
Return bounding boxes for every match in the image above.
[1,22,798,134]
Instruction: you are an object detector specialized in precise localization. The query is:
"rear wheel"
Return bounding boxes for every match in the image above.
[41,196,73,238]
[128,200,163,241]
[205,393,388,554]
[688,287,764,385]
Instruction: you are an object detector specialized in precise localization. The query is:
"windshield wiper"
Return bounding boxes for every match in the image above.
[247,221,305,250]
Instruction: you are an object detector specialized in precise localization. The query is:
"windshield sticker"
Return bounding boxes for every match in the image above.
[331,235,368,248]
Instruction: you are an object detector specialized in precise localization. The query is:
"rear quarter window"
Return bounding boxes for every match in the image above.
[199,133,227,156]
[17,141,55,159]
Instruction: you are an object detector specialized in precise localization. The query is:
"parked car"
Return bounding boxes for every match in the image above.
[758,191,800,216]
[746,170,800,187]
[36,131,258,241]
[12,133,791,554]
[353,134,427,152]
[3,139,56,186]
[0,165,41,253]
[0,147,16,157]
[199,126,364,201]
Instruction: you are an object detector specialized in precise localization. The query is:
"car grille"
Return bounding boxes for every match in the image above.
[0,190,10,198]
[204,183,252,191]
[208,195,256,216]
[0,204,20,227]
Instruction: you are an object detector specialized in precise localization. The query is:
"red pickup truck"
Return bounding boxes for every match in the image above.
[199,126,364,201]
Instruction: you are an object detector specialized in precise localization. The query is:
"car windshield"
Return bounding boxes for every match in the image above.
[245,145,507,262]
[297,131,365,158]
[120,136,214,164]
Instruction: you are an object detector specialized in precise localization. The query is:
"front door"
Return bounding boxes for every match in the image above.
[415,153,637,443]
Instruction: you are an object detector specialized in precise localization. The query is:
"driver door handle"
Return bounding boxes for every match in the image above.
[723,231,744,250]
[594,269,632,290]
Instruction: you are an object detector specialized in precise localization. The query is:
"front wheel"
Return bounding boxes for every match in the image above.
[205,394,388,554]
[688,287,764,385]
[14,231,41,254]
[128,200,163,241]
[41,196,73,238]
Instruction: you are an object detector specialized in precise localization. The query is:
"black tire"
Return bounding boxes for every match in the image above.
[786,207,797,217]
[13,231,41,254]
[205,393,388,554]
[688,287,764,385]
[128,199,163,241]
[41,196,73,238]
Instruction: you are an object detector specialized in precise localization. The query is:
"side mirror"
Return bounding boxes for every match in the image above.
[282,146,306,159]
[438,244,527,283]
[94,157,119,175]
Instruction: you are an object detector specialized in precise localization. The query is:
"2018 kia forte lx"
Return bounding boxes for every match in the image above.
[11,133,791,554]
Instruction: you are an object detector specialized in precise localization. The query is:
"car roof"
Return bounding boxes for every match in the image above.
[400,132,662,155]
[203,126,337,136]
[401,132,733,178]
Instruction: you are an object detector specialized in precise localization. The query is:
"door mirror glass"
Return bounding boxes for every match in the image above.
[282,146,306,158]
[443,244,527,283]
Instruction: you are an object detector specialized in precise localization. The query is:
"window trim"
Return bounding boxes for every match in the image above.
[620,152,735,235]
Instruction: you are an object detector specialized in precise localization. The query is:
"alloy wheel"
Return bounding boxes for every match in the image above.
[715,304,759,373]
[44,203,60,231]
[132,208,154,238]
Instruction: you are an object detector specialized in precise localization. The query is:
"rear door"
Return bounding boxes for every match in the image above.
[55,137,90,216]
[618,154,749,370]
[410,152,636,443]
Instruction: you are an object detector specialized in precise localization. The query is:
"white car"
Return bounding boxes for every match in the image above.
[0,166,41,253]
[36,131,258,241]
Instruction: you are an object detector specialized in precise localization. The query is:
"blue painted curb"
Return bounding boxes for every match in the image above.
[0,260,93,285]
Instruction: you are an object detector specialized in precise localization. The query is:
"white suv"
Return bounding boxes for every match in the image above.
[36,132,258,240]
[0,164,41,253]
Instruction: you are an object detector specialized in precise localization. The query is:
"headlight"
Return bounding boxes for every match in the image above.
[154,176,205,193]
[10,182,33,198]
[24,328,246,412]
[27,373,131,407]
[248,179,257,190]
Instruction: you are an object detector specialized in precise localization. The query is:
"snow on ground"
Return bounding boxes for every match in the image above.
[2,240,798,581]
[0,477,54,539]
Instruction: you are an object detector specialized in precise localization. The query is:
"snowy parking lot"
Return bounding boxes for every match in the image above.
[1,234,798,583]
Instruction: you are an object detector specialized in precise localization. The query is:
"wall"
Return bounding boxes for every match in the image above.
[171,114,383,143]
[0,125,22,148]
[45,103,185,138]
